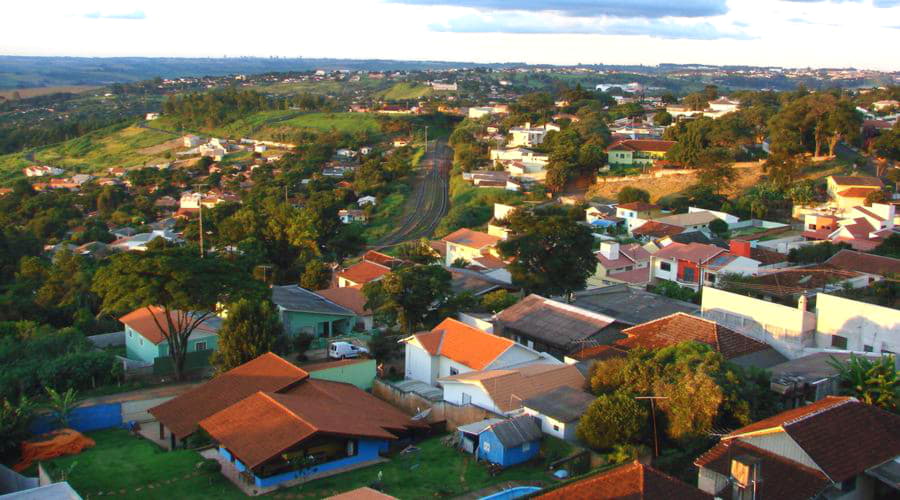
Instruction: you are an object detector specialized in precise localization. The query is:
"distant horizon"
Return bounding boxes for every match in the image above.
[0,54,895,73]
[4,1,900,72]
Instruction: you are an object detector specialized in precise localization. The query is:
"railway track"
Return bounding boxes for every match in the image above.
[372,140,451,248]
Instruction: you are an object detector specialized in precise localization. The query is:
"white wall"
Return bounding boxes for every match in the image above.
[651,257,678,282]
[815,294,900,353]
[437,357,476,380]
[404,343,436,385]
[488,344,556,370]
[740,433,820,471]
[442,381,502,414]
[521,407,577,441]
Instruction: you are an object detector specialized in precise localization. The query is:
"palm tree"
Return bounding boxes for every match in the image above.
[827,354,898,413]
[44,387,81,429]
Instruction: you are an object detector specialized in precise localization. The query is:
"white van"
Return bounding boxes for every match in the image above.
[329,341,369,359]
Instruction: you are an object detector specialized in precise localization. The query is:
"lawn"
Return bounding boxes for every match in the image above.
[377,83,433,100]
[279,112,380,134]
[27,124,178,173]
[37,429,244,499]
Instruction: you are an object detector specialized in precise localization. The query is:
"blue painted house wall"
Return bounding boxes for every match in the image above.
[218,438,389,489]
[124,325,218,363]
[476,430,540,468]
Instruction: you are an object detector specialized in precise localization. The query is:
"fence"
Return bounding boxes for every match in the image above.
[87,331,125,348]
[153,350,212,376]
[310,332,373,351]
[0,464,38,494]
[30,403,123,435]
[373,380,503,431]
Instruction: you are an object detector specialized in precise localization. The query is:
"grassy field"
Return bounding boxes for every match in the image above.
[36,429,574,499]
[0,85,100,99]
[31,125,178,172]
[377,83,433,100]
[436,173,523,237]
[280,112,381,134]
[196,111,381,139]
[361,147,424,242]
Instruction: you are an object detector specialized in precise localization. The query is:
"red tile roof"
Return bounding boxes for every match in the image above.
[595,243,650,269]
[441,363,585,413]
[315,287,372,316]
[607,139,677,153]
[615,313,772,360]
[337,260,391,286]
[149,353,309,439]
[830,175,884,188]
[837,187,879,198]
[695,440,829,500]
[119,306,218,345]
[825,249,900,276]
[200,378,424,469]
[617,201,661,212]
[442,228,501,249]
[363,250,402,268]
[652,242,725,264]
[406,318,514,370]
[607,266,652,285]
[568,344,628,362]
[724,396,900,482]
[631,221,684,238]
[537,461,711,500]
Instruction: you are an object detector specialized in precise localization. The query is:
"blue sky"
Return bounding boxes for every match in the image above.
[3,0,898,70]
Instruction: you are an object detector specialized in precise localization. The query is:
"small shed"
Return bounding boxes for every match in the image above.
[463,416,542,468]
[522,386,595,441]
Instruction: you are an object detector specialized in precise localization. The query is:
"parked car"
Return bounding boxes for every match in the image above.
[329,341,369,359]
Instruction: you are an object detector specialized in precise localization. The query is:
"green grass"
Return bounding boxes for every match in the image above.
[377,83,433,100]
[280,112,380,134]
[362,187,411,242]
[38,429,244,499]
[205,111,381,140]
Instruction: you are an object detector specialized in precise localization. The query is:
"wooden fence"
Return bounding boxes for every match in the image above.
[373,380,503,431]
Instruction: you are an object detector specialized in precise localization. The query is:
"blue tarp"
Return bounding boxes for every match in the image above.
[30,403,122,435]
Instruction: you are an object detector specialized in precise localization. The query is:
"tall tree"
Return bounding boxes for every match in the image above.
[498,211,595,299]
[828,354,898,413]
[211,299,283,373]
[362,265,452,334]
[92,246,261,380]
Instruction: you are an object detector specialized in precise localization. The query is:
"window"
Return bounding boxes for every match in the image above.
[196,341,208,351]
[831,335,848,349]
[864,345,874,352]
[552,425,559,431]
[807,224,816,230]
[449,367,459,376]
[660,262,671,272]
[461,392,472,405]
[482,441,491,453]
[128,330,132,337]
[683,267,696,282]
[522,442,531,452]
[139,338,143,346]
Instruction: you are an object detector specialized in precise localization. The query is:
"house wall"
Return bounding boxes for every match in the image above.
[442,381,503,414]
[487,344,545,370]
[521,408,577,441]
[651,257,678,283]
[437,357,478,381]
[477,430,539,467]
[446,243,489,267]
[701,288,816,359]
[815,294,900,354]
[372,380,502,430]
[404,343,437,385]
[697,467,729,496]
[125,325,161,363]
[308,359,377,391]
[281,309,355,339]
[739,434,820,471]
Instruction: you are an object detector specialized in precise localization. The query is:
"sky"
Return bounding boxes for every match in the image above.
[2,0,899,70]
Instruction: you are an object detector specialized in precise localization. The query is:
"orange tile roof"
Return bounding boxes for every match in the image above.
[442,228,501,249]
[617,201,661,212]
[537,461,711,500]
[363,250,402,267]
[606,139,676,153]
[653,242,725,263]
[149,353,309,439]
[441,363,585,413]
[631,221,684,238]
[119,306,218,345]
[315,287,372,316]
[407,318,514,370]
[830,175,883,188]
[325,488,399,500]
[615,313,772,360]
[337,260,391,286]
[200,379,425,470]
[825,249,900,276]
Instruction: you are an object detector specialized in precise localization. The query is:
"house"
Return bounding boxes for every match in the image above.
[631,220,684,240]
[271,285,358,339]
[314,287,375,332]
[183,135,202,148]
[815,293,899,354]
[439,363,585,415]
[650,242,727,291]
[742,266,868,302]
[615,202,665,233]
[109,229,181,252]
[401,318,556,386]
[507,122,560,148]
[119,307,221,364]
[606,139,676,168]
[824,249,900,282]
[23,165,63,177]
[489,147,549,166]
[654,211,719,233]
[154,353,423,492]
[695,397,900,500]
[614,313,787,369]
[357,195,377,207]
[589,241,652,287]
[493,294,618,360]
[468,106,495,119]
[571,284,700,327]
[448,268,514,297]
[537,461,711,500]
[826,175,884,210]
[302,357,377,391]
[873,99,900,111]
[441,228,501,267]
[145,112,160,120]
[458,416,542,468]
[338,209,368,224]
[336,260,391,288]
[325,488,398,500]
[521,386,594,441]
[823,204,898,251]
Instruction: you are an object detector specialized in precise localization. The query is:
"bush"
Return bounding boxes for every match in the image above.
[648,281,699,303]
[197,458,222,474]
[577,391,648,450]
[708,218,728,236]
[617,187,650,204]
[293,333,315,360]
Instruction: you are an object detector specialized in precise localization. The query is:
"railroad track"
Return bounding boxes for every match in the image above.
[372,140,450,248]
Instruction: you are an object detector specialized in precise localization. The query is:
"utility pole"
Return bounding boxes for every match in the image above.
[193,183,206,258]
[635,396,669,457]
[424,125,429,154]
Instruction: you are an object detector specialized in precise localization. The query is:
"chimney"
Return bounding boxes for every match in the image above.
[600,241,620,260]
[730,455,762,500]
[730,239,751,258]
[798,294,808,312]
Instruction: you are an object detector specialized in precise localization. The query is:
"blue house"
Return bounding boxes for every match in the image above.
[459,416,542,468]
[271,285,359,339]
[120,306,222,364]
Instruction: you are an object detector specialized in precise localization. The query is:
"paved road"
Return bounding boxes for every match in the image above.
[372,139,451,248]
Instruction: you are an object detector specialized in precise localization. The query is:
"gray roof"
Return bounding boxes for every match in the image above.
[449,268,514,296]
[730,348,788,370]
[494,294,615,349]
[271,285,355,316]
[571,284,700,326]
[522,386,595,423]
[770,352,897,384]
[487,415,543,447]
[0,481,82,500]
[457,418,506,435]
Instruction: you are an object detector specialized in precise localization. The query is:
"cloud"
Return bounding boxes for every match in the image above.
[387,0,729,18]
[429,14,753,39]
[787,17,840,26]
[781,0,897,6]
[84,10,146,20]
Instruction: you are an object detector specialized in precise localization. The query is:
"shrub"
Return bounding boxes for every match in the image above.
[577,391,648,450]
[197,458,221,474]
[293,333,315,360]
[617,187,650,204]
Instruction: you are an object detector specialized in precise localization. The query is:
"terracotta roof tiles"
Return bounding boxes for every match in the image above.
[442,228,501,249]
[337,260,391,286]
[406,318,513,370]
[119,306,219,345]
[615,313,772,360]
[537,461,711,500]
[825,249,900,276]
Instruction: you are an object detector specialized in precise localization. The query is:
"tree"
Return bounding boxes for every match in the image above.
[0,396,34,459]
[696,148,736,195]
[865,190,887,207]
[787,241,850,264]
[299,260,331,290]
[683,93,709,111]
[92,246,261,380]
[211,299,283,373]
[44,387,80,429]
[653,110,673,126]
[362,265,452,334]
[396,238,439,265]
[617,186,650,204]
[709,218,728,236]
[480,289,519,313]
[577,391,648,450]
[873,124,900,161]
[828,354,898,413]
[499,212,595,299]
[872,233,900,259]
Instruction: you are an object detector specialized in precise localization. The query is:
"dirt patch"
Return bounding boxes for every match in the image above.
[138,138,184,156]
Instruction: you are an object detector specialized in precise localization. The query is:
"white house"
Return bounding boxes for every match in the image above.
[815,293,899,354]
[520,386,595,441]
[468,107,495,119]
[507,123,560,148]
[24,165,63,177]
[401,318,558,386]
[111,229,181,252]
[183,135,202,148]
[145,112,160,121]
[357,196,377,207]
[441,228,501,267]
[489,148,549,166]
[688,206,739,225]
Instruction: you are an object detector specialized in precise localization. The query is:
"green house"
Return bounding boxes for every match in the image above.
[271,285,358,339]
[120,307,222,364]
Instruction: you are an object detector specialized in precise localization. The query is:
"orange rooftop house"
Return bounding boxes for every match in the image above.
[606,139,676,168]
[826,175,884,210]
[119,306,221,364]
[149,353,426,493]
[441,228,502,268]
